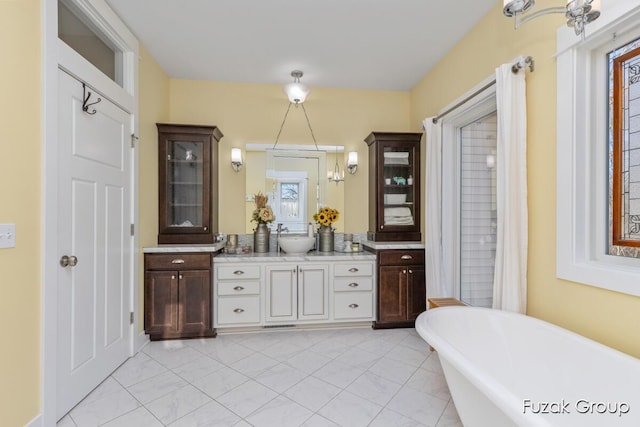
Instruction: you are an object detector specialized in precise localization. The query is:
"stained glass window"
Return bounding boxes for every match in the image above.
[609,38,640,253]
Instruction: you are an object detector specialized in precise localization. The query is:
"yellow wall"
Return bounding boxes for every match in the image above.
[137,46,170,331]
[410,0,640,357]
[168,80,410,234]
[0,0,42,425]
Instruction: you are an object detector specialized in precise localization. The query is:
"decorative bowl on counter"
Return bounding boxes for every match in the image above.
[278,236,315,255]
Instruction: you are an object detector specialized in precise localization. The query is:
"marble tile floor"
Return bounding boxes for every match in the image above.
[58,327,462,427]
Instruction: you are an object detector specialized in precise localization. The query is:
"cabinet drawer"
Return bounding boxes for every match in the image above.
[217,265,261,280]
[334,277,373,292]
[378,249,424,266]
[333,262,374,277]
[218,296,260,325]
[217,281,261,296]
[145,253,211,270]
[334,293,373,319]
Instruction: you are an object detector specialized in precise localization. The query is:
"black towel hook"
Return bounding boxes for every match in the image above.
[82,83,102,115]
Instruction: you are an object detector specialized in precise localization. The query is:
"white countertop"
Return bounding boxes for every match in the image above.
[362,240,425,250]
[215,250,376,263]
[143,243,226,253]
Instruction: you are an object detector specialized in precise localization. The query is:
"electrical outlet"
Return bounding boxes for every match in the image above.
[0,224,16,249]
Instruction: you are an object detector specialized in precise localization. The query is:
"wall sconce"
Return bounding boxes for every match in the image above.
[503,0,600,38]
[231,148,243,172]
[347,151,358,175]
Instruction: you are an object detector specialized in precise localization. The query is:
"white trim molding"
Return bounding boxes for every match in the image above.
[42,1,139,425]
[556,0,640,297]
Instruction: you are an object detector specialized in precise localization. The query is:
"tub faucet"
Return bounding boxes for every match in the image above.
[276,223,289,253]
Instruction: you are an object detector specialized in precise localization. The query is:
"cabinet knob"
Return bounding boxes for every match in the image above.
[402,270,407,274]
[171,275,176,280]
[233,286,245,291]
[233,270,244,275]
[401,255,413,260]
[233,308,245,313]
[380,225,384,230]
[171,259,185,264]
[348,304,359,309]
[179,274,183,280]
[348,267,359,273]
[348,282,359,288]
[204,226,208,231]
[408,269,413,274]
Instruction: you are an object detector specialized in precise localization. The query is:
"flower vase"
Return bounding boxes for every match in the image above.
[254,223,270,253]
[318,225,334,252]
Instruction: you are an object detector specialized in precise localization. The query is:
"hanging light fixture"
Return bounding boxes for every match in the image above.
[273,70,319,151]
[329,146,345,184]
[503,0,601,38]
[284,70,310,104]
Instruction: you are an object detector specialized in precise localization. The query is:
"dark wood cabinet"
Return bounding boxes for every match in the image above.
[364,132,422,242]
[144,253,216,340]
[373,249,426,329]
[157,123,223,244]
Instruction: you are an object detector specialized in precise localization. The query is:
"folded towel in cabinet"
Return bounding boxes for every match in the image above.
[384,207,414,225]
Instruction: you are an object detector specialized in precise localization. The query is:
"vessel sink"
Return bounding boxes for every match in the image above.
[278,236,315,255]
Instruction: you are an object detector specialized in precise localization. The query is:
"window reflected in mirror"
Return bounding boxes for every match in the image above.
[245,147,344,233]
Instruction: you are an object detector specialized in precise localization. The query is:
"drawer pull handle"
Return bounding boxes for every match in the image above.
[233,270,245,275]
[233,308,245,313]
[233,286,245,291]
[171,259,185,264]
[348,283,359,288]
[348,268,359,272]
[401,255,413,260]
[348,304,359,309]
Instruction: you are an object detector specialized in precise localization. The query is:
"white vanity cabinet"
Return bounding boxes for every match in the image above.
[265,263,329,323]
[214,253,375,330]
[215,264,261,327]
[332,261,375,320]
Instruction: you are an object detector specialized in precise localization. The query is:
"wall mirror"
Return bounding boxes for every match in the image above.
[245,144,345,233]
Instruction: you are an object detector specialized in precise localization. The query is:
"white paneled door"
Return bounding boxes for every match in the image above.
[57,69,132,419]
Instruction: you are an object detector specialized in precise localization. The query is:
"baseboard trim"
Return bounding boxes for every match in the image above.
[24,414,42,427]
[135,330,150,353]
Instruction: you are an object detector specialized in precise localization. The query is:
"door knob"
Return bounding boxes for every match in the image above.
[60,255,78,267]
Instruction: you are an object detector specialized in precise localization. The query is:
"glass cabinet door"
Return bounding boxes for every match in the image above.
[382,146,416,228]
[167,140,205,227]
[157,123,222,245]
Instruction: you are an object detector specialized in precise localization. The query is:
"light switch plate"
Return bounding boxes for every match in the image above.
[0,224,16,248]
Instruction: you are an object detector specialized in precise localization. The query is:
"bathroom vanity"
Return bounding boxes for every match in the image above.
[143,245,376,338]
[143,244,224,340]
[214,251,377,330]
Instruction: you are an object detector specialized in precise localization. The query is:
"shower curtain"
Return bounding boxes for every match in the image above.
[492,62,528,314]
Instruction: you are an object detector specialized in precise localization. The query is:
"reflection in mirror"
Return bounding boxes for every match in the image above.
[245,145,345,233]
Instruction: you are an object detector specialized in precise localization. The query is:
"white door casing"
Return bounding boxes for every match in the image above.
[43,1,139,424]
[56,69,132,418]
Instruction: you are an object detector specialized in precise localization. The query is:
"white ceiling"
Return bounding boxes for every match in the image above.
[105,0,498,91]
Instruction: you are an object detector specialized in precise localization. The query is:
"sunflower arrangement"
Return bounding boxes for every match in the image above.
[313,206,339,228]
[251,191,275,225]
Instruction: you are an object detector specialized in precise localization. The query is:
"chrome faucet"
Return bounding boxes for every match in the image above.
[276,223,289,253]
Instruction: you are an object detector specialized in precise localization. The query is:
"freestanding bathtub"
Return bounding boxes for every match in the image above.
[415,307,640,427]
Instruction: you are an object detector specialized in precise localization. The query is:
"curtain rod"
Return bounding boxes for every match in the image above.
[431,56,534,124]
